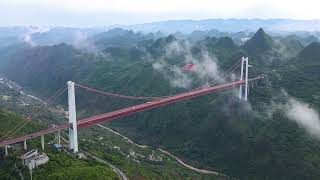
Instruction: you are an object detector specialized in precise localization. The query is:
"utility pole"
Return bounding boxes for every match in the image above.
[68,81,78,153]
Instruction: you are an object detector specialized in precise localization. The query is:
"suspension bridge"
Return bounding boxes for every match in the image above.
[0,57,263,155]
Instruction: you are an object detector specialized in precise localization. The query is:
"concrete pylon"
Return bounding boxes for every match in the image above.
[5,146,8,156]
[239,57,250,101]
[239,57,244,99]
[68,81,78,153]
[244,57,249,101]
[24,140,27,150]
[41,135,44,150]
[57,130,61,146]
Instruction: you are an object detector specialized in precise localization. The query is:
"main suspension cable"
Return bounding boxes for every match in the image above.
[75,83,163,100]
[74,59,242,100]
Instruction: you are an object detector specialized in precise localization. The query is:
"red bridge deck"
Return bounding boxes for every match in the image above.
[0,76,263,147]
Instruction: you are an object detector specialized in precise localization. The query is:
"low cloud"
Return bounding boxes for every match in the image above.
[23,34,36,47]
[267,90,320,139]
[27,26,51,34]
[72,31,108,57]
[22,26,51,46]
[284,97,320,138]
[170,66,193,88]
[152,61,165,71]
[152,59,193,88]
[72,31,95,51]
[152,40,224,89]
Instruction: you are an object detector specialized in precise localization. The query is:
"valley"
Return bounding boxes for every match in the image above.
[0,24,320,180]
[0,75,224,179]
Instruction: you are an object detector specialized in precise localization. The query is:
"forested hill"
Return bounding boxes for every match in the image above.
[0,109,118,179]
[1,28,320,179]
[273,42,320,106]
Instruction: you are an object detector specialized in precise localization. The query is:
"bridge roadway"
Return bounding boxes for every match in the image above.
[0,76,263,147]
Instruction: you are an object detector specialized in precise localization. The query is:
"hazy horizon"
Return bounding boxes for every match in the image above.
[1,0,320,27]
[1,18,320,28]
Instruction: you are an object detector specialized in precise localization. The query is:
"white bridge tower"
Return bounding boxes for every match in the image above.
[239,57,251,101]
[68,81,78,153]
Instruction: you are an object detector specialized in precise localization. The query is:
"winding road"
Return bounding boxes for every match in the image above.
[82,151,128,180]
[60,137,128,180]
[97,124,230,178]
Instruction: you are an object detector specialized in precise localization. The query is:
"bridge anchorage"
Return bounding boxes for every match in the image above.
[1,56,263,155]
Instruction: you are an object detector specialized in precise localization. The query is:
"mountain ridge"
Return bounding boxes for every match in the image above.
[1,27,320,180]
[124,19,320,33]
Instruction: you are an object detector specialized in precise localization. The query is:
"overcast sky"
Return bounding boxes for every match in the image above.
[1,0,320,26]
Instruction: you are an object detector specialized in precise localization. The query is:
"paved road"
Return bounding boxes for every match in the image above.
[158,148,227,176]
[97,124,148,149]
[96,124,231,178]
[82,151,128,180]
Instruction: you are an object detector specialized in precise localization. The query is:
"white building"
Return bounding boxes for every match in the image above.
[21,149,49,170]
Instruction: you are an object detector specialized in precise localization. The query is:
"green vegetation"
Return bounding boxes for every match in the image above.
[0,106,118,179]
[1,27,320,179]
[243,28,274,54]
[271,42,320,107]
[0,81,220,180]
[0,155,30,179]
[34,151,118,180]
[0,82,66,134]
[0,109,43,139]
[79,126,223,179]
